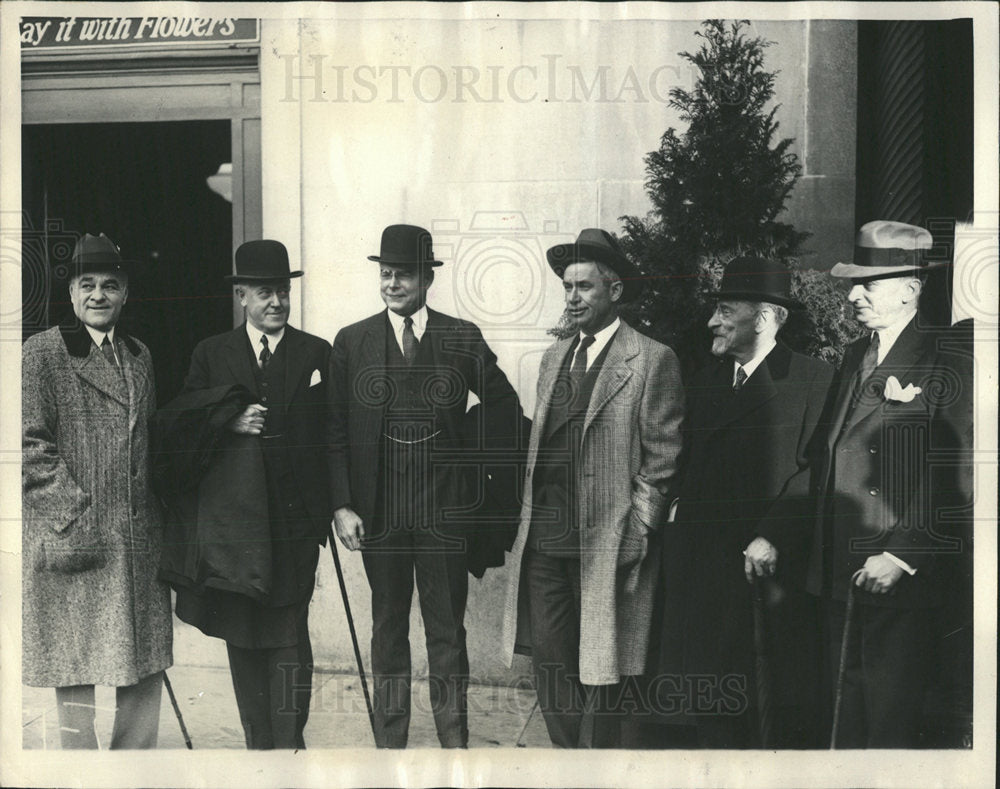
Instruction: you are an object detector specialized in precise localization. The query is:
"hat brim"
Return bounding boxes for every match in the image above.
[712,290,804,310]
[58,260,135,282]
[546,242,643,302]
[830,260,949,278]
[367,255,444,268]
[225,270,304,282]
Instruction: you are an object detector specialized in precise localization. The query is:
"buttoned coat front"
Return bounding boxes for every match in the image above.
[501,323,684,685]
[22,324,173,688]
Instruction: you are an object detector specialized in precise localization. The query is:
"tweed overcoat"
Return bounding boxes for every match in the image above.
[22,324,173,687]
[806,317,974,609]
[501,322,684,685]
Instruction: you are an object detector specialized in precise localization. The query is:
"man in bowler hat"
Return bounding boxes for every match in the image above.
[163,240,331,749]
[501,229,685,747]
[22,233,173,748]
[328,224,522,748]
[807,221,973,747]
[653,256,833,748]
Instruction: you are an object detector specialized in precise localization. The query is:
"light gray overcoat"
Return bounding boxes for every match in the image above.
[22,325,172,687]
[501,322,684,685]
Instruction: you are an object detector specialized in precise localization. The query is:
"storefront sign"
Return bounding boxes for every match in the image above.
[19,17,259,49]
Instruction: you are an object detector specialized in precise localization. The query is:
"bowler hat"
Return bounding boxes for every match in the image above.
[227,239,303,281]
[368,224,443,268]
[546,228,643,302]
[831,220,946,279]
[61,233,133,280]
[714,256,803,310]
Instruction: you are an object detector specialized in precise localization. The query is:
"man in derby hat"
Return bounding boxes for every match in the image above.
[160,239,331,749]
[328,224,521,748]
[652,255,833,748]
[806,221,973,747]
[500,228,684,747]
[22,233,173,748]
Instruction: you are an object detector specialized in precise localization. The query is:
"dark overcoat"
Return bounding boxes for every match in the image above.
[655,342,832,718]
[22,325,173,687]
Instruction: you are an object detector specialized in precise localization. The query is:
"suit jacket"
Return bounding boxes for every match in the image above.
[178,324,332,543]
[22,324,172,687]
[656,342,832,707]
[806,317,974,608]
[327,307,522,538]
[502,322,684,685]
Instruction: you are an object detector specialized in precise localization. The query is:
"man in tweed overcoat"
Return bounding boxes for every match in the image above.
[22,233,172,749]
[501,229,684,747]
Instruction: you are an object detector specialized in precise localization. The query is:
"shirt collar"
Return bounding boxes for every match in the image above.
[734,338,777,383]
[576,317,621,365]
[246,322,285,351]
[874,310,916,364]
[387,305,428,341]
[84,324,115,348]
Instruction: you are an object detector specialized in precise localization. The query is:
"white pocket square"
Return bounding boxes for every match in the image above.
[310,369,322,387]
[883,375,921,403]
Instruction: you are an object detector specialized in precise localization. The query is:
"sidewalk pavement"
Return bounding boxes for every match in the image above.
[21,664,552,750]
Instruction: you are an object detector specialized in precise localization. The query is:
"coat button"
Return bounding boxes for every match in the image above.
[869,487,879,496]
[869,446,878,454]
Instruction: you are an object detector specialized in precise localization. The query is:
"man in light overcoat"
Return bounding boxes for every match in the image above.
[22,233,173,749]
[501,228,684,747]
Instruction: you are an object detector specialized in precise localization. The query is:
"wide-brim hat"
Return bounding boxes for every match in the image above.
[713,255,803,310]
[546,228,643,302]
[831,220,948,278]
[59,232,133,280]
[367,224,443,268]
[226,239,303,281]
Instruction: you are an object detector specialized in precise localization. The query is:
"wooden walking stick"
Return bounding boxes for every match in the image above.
[162,672,192,749]
[830,571,862,749]
[328,528,377,742]
[751,575,774,748]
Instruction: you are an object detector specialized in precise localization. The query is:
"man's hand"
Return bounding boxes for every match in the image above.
[333,506,365,551]
[854,554,905,594]
[227,403,267,435]
[744,536,778,583]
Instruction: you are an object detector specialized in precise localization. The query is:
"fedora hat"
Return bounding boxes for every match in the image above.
[59,232,133,280]
[368,224,443,268]
[546,228,643,302]
[714,256,803,310]
[831,220,946,279]
[227,239,303,281]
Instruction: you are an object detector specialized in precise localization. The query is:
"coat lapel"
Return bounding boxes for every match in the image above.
[826,339,867,450]
[709,343,786,432]
[281,326,311,410]
[583,324,637,434]
[61,325,130,406]
[536,336,576,439]
[119,332,152,428]
[225,325,260,398]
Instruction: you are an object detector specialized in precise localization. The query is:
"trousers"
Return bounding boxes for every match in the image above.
[55,671,163,749]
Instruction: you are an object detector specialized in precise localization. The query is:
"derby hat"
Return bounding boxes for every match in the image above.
[227,239,303,281]
[60,232,133,280]
[831,220,946,279]
[546,228,643,302]
[368,224,443,268]
[713,255,803,310]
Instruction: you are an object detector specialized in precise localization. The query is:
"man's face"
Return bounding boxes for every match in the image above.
[847,276,919,331]
[707,300,759,361]
[562,261,621,335]
[380,265,431,316]
[239,280,290,333]
[69,272,128,332]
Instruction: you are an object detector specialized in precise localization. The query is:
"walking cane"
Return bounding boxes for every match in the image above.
[830,570,862,749]
[750,575,774,748]
[328,528,377,742]
[162,671,192,749]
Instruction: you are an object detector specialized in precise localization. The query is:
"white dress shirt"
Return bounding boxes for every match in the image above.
[85,325,119,366]
[246,322,285,366]
[574,317,621,371]
[732,338,777,386]
[387,305,428,355]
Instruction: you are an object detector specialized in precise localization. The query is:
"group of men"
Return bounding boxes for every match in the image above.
[22,219,972,751]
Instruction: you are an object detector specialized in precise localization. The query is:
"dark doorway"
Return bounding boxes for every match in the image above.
[22,121,232,404]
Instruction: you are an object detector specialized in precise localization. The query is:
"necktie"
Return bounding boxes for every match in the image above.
[571,335,596,390]
[402,316,418,365]
[733,365,748,392]
[259,335,271,369]
[850,332,881,404]
[101,336,124,380]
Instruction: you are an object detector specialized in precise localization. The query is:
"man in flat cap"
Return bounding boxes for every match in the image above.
[653,256,833,748]
[22,233,172,748]
[808,220,973,748]
[159,240,331,749]
[328,224,521,748]
[501,229,684,748]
